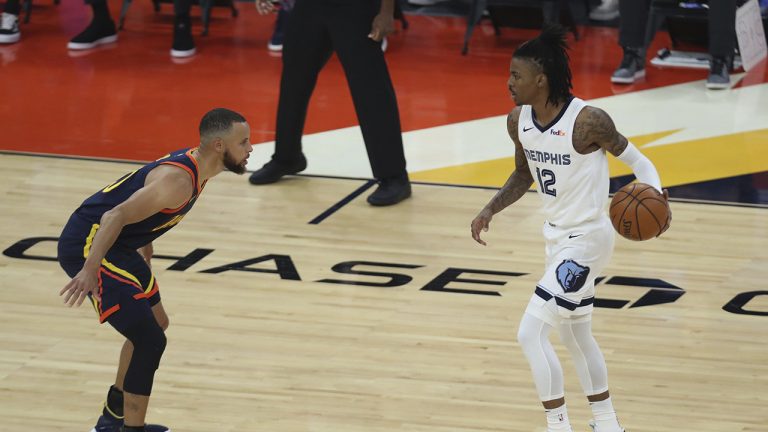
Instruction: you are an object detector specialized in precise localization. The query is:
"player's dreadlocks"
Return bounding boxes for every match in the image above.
[514,24,573,107]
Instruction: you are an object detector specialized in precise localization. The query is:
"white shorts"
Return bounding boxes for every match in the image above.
[526,216,615,322]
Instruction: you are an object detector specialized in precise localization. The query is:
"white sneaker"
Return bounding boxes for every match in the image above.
[589,419,625,432]
[589,0,619,21]
[0,12,20,44]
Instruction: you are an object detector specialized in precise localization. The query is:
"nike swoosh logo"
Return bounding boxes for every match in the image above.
[523,126,534,132]
[568,234,582,239]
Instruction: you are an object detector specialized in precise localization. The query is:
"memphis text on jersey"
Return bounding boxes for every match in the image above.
[523,148,572,166]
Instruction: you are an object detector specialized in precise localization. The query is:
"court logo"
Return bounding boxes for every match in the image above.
[556,259,590,293]
[7,236,766,316]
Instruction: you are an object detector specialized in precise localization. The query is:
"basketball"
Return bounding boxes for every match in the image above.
[609,183,671,241]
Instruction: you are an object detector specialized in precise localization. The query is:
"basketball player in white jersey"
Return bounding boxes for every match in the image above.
[470,25,669,432]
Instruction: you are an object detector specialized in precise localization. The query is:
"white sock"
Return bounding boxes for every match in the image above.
[545,404,573,432]
[590,397,623,431]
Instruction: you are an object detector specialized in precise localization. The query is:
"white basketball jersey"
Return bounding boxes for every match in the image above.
[517,97,609,227]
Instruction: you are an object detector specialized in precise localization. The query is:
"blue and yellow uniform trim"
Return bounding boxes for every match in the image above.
[57,148,203,329]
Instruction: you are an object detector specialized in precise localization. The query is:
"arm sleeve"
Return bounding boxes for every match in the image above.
[617,142,662,193]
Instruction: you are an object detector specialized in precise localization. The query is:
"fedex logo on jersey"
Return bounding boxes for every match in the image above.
[523,149,571,166]
[550,129,566,136]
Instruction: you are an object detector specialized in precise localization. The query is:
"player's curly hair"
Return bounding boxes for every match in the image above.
[513,24,573,107]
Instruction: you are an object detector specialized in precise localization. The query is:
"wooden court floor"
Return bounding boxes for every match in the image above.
[0,154,767,432]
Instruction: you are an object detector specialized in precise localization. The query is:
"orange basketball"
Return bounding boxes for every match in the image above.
[609,183,671,241]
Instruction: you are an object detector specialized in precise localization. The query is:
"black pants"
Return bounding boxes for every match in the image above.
[274,0,407,180]
[3,0,20,15]
[619,0,737,58]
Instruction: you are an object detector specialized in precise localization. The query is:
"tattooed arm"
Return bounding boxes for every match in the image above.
[575,106,664,193]
[572,106,627,156]
[470,108,534,245]
[574,105,670,239]
[487,110,535,212]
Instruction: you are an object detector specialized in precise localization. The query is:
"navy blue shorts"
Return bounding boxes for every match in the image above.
[58,214,161,332]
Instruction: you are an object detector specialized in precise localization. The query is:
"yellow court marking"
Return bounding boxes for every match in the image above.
[608,129,768,186]
[411,157,517,188]
[630,129,683,146]
[411,129,768,188]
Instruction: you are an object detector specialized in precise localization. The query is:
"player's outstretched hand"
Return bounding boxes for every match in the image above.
[471,209,493,246]
[60,270,100,307]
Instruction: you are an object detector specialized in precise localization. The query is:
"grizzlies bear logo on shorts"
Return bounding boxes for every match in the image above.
[556,259,590,293]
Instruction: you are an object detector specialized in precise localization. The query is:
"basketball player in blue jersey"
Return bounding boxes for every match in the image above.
[57,108,252,432]
[470,26,669,432]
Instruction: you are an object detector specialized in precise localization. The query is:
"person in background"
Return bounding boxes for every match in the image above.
[611,0,738,89]
[250,0,411,206]
[66,0,197,58]
[267,1,291,52]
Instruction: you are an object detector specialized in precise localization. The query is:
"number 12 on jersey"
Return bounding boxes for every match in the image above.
[535,167,557,196]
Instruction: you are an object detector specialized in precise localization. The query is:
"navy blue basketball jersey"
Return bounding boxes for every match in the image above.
[73,148,206,249]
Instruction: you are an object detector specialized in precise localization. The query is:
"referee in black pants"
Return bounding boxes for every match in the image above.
[250,0,411,206]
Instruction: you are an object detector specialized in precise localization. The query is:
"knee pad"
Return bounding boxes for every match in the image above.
[122,320,167,396]
[517,312,551,354]
[516,322,537,351]
[558,317,595,352]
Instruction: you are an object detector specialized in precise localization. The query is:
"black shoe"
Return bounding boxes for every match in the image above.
[117,424,170,432]
[68,18,117,50]
[248,155,307,185]
[367,174,411,206]
[706,55,731,90]
[91,412,170,432]
[91,413,121,432]
[611,46,645,84]
[139,424,170,432]
[171,15,195,58]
